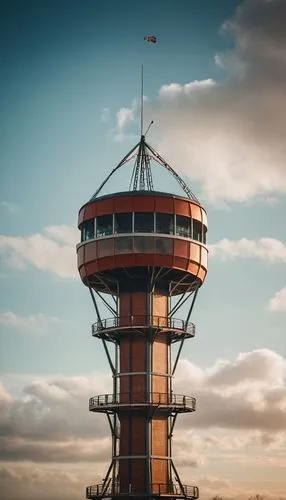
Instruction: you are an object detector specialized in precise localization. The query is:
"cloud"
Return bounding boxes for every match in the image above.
[0,465,102,500]
[0,226,79,278]
[268,287,286,312]
[0,382,13,406]
[0,311,71,334]
[116,107,134,130]
[209,238,286,262]
[191,474,286,500]
[112,97,148,141]
[205,349,285,387]
[44,226,78,247]
[175,428,286,457]
[144,0,286,204]
[0,436,110,463]
[0,374,111,444]
[175,349,286,432]
[159,79,216,98]
[0,350,286,499]
[1,465,285,500]
[1,349,285,468]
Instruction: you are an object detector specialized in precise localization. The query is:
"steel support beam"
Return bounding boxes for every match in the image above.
[171,460,185,495]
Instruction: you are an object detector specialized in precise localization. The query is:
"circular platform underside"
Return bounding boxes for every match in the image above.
[83,266,202,295]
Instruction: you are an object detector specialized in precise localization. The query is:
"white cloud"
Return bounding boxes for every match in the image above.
[159,79,215,98]
[116,107,134,130]
[175,349,286,432]
[0,226,79,278]
[268,287,286,312]
[209,238,286,262]
[144,0,286,204]
[44,226,78,246]
[206,349,285,388]
[0,311,71,333]
[113,97,147,140]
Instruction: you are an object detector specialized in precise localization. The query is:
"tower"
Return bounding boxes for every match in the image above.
[77,133,208,499]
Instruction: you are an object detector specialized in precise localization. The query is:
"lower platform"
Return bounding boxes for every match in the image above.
[92,316,195,343]
[89,393,196,414]
[86,483,199,500]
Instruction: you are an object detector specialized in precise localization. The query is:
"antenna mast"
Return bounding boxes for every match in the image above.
[90,43,199,202]
[140,64,144,137]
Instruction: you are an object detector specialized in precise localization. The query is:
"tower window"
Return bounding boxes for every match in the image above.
[193,220,202,242]
[97,239,114,258]
[134,236,154,253]
[115,237,133,253]
[155,237,173,254]
[155,213,174,235]
[134,212,154,233]
[176,215,191,238]
[114,213,132,234]
[202,225,207,244]
[97,215,113,237]
[82,219,94,241]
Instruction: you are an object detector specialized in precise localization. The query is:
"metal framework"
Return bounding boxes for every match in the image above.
[86,274,200,500]
[90,135,199,203]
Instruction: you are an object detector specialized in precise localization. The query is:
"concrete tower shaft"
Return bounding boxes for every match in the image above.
[77,139,208,500]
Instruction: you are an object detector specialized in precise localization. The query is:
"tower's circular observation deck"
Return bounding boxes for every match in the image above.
[77,190,208,295]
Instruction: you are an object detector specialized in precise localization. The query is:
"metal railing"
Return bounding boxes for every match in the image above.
[92,316,195,335]
[89,392,196,411]
[86,482,199,498]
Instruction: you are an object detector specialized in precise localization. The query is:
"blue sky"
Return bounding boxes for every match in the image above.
[0,1,286,499]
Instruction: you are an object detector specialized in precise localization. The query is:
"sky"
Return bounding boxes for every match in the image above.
[0,0,286,499]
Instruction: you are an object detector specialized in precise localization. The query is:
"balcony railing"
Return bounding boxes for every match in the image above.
[89,392,196,412]
[92,316,195,336]
[86,482,199,499]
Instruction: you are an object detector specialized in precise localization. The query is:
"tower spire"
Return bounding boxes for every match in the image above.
[141,64,144,137]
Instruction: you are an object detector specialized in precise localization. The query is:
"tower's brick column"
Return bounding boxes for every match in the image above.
[118,292,169,492]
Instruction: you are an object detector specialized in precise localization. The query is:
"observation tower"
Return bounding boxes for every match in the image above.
[77,128,208,499]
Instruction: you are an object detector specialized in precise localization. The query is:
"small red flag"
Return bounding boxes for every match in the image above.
[144,36,157,43]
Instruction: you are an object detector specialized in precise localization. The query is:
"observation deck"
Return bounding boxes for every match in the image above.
[86,483,199,500]
[89,392,196,414]
[77,190,208,296]
[92,316,195,343]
